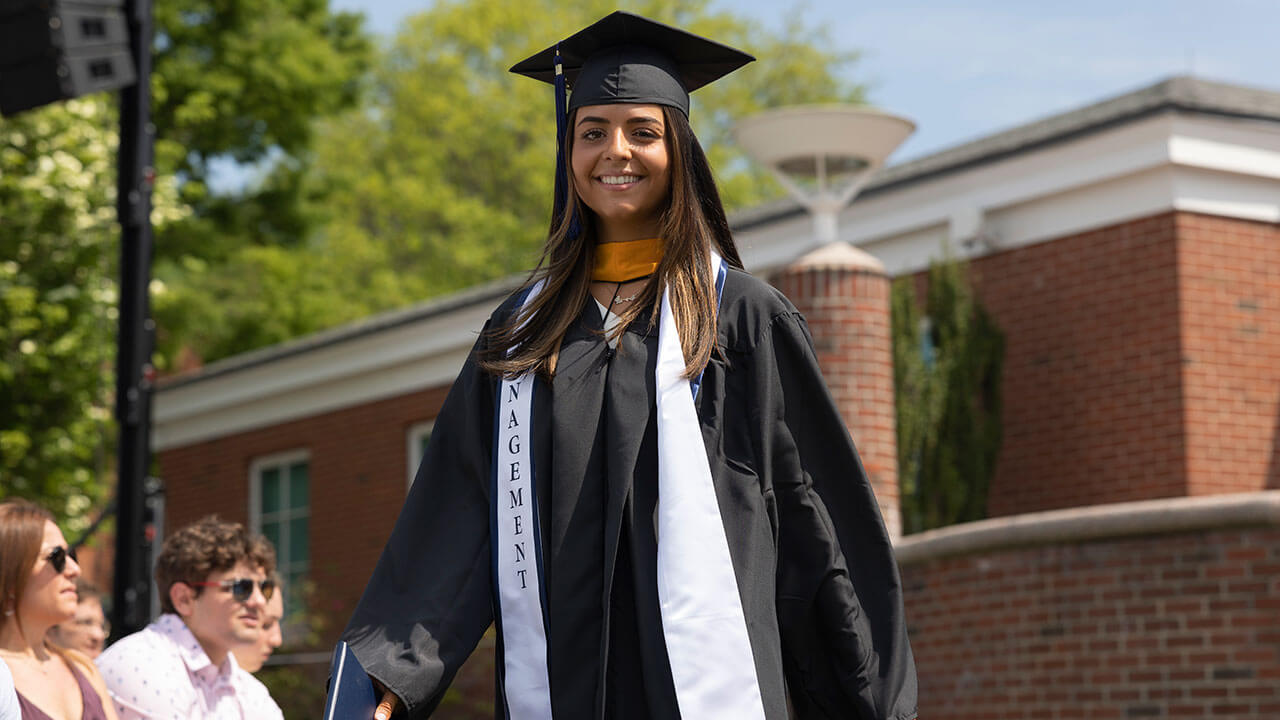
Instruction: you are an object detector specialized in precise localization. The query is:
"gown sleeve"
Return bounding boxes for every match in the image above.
[340,320,498,718]
[755,311,919,720]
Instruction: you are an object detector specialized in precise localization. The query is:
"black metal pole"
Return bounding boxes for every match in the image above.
[112,0,154,640]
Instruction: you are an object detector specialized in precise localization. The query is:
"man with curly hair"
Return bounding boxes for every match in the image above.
[95,517,283,719]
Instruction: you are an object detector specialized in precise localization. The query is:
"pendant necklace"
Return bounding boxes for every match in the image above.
[613,284,644,305]
[610,275,651,306]
[602,276,649,362]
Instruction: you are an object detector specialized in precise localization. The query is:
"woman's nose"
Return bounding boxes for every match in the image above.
[604,129,631,159]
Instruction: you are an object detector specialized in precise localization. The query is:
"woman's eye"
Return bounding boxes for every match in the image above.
[581,129,604,141]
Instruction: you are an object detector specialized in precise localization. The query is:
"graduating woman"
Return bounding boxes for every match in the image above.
[341,12,917,720]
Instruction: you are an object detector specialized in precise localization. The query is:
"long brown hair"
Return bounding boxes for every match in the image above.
[478,106,742,379]
[1,500,104,683]
[0,499,56,634]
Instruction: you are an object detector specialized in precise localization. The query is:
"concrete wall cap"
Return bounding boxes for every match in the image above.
[784,242,887,274]
[895,490,1280,565]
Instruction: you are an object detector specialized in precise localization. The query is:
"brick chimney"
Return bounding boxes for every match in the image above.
[773,242,901,539]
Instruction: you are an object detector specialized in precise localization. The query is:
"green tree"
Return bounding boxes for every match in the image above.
[0,97,188,531]
[1,0,369,526]
[157,0,867,366]
[148,0,373,370]
[892,256,1004,534]
[150,0,370,260]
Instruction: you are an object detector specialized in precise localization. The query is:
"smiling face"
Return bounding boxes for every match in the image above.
[571,103,672,242]
[171,561,267,667]
[19,521,81,632]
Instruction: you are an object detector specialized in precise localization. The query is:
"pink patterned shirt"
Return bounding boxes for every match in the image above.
[95,614,283,720]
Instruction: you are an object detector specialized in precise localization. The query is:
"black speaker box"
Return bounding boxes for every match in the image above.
[0,0,136,116]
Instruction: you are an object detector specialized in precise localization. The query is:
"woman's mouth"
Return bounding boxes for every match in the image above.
[597,174,643,189]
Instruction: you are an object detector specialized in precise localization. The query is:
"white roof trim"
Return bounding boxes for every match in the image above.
[153,301,487,450]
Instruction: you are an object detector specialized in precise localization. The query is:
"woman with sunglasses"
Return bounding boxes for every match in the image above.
[0,499,118,720]
[340,12,916,720]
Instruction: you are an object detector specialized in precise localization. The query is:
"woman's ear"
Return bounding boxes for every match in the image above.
[170,582,196,618]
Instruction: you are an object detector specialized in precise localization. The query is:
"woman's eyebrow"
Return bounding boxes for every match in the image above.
[576,115,663,127]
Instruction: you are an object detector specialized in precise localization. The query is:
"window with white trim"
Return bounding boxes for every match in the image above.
[406,420,434,491]
[249,449,310,621]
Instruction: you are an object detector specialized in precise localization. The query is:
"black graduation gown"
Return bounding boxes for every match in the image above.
[340,268,918,720]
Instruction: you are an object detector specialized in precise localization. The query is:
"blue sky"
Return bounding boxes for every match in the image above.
[328,0,1278,163]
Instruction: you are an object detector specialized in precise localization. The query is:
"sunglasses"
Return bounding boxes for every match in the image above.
[45,545,78,574]
[190,578,276,603]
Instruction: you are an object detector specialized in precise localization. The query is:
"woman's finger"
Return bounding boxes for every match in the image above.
[374,689,399,720]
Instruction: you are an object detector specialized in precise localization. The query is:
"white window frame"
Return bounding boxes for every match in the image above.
[406,420,435,491]
[248,448,311,622]
[248,448,311,536]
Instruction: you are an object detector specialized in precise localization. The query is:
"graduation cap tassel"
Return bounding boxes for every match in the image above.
[551,44,581,239]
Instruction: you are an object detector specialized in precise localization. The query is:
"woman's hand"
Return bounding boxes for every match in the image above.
[372,680,399,720]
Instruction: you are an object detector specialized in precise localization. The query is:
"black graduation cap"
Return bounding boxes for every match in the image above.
[510,11,755,117]
[511,12,754,238]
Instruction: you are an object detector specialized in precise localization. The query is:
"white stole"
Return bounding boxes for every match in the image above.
[494,253,766,719]
[655,252,766,719]
[494,282,554,719]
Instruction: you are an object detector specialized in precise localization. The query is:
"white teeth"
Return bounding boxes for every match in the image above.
[600,175,641,185]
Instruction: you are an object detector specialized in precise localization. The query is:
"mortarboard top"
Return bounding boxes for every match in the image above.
[509,11,755,117]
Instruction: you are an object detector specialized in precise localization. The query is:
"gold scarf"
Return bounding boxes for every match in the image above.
[592,238,663,282]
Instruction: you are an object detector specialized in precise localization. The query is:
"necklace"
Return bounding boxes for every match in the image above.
[610,275,652,307]
[612,286,644,304]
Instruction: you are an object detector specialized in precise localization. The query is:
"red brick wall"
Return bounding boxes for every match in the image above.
[968,213,1188,516]
[902,527,1280,719]
[158,384,450,643]
[959,211,1280,516]
[774,263,901,537]
[1175,214,1280,495]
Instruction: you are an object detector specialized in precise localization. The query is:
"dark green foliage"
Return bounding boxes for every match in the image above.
[150,0,371,262]
[147,0,374,370]
[150,0,369,180]
[892,256,1004,533]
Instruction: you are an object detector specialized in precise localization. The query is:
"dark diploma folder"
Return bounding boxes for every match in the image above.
[324,641,379,719]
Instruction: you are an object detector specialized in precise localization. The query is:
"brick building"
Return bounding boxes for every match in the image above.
[154,77,1280,718]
